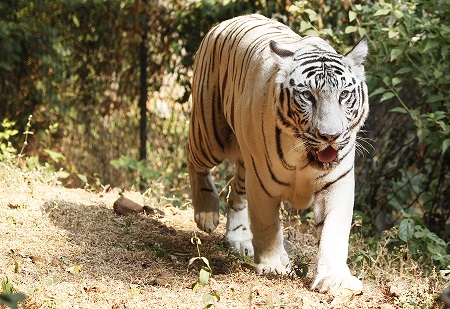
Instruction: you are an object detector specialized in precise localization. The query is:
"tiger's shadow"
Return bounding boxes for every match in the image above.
[41,199,234,286]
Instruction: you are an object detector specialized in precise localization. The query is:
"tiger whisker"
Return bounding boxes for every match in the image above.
[356,135,375,151]
[285,137,309,157]
[355,141,370,157]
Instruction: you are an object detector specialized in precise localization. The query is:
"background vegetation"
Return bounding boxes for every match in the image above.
[1,0,448,274]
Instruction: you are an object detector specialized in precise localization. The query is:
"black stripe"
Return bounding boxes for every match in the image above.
[302,65,321,75]
[316,220,324,228]
[350,87,367,130]
[275,125,296,171]
[198,125,221,166]
[315,167,353,194]
[221,69,228,102]
[231,23,268,91]
[232,224,243,232]
[211,87,225,151]
[230,94,235,132]
[279,84,285,106]
[266,152,290,186]
[251,156,274,198]
[235,189,246,195]
[276,108,296,131]
[285,86,291,106]
[301,57,344,68]
[200,188,214,192]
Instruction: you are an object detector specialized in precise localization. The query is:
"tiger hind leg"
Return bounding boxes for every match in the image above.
[226,160,253,256]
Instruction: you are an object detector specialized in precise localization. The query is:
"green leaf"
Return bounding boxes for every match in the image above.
[202,293,214,303]
[204,292,220,303]
[414,226,427,238]
[423,39,439,53]
[370,87,387,97]
[380,92,395,102]
[358,27,367,36]
[349,11,357,22]
[442,139,450,155]
[200,257,211,269]
[2,277,13,294]
[391,77,402,86]
[388,29,399,38]
[393,9,404,19]
[44,149,66,163]
[374,8,391,16]
[188,256,200,268]
[427,242,444,255]
[345,26,358,34]
[426,232,447,246]
[299,21,312,33]
[199,267,211,286]
[77,174,88,184]
[191,281,199,292]
[396,67,412,74]
[0,293,27,309]
[390,48,403,61]
[398,219,415,242]
[305,9,318,21]
[390,107,408,114]
[288,5,300,13]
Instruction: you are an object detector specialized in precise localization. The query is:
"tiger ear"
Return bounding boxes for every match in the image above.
[345,39,368,66]
[344,39,368,80]
[269,40,294,58]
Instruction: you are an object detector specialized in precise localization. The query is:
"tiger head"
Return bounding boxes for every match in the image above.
[270,37,369,169]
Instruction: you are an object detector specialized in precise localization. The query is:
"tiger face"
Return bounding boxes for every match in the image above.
[271,38,369,169]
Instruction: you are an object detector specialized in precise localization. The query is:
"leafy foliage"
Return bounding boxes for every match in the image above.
[358,0,449,243]
[397,213,450,267]
[0,119,18,160]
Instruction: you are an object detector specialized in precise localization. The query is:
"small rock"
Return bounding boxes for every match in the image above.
[330,288,358,306]
[113,196,143,215]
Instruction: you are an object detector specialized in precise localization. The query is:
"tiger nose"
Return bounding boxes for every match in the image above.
[318,132,341,142]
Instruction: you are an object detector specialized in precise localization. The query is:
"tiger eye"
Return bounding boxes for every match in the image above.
[340,90,350,100]
[301,90,314,101]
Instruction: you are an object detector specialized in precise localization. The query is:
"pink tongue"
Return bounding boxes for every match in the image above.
[317,147,338,163]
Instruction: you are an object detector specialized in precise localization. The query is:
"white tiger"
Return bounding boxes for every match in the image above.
[186,14,369,293]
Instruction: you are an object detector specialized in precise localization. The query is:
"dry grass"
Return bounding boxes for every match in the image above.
[0,163,446,309]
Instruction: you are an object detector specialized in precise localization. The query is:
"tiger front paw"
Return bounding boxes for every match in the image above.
[255,251,291,275]
[311,273,362,293]
[194,209,219,233]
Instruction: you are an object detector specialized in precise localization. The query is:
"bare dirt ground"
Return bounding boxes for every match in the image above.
[0,166,445,308]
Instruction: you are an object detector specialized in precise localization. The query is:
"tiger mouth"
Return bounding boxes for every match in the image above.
[316,146,338,163]
[307,146,339,168]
